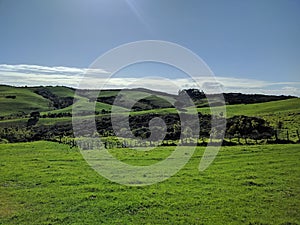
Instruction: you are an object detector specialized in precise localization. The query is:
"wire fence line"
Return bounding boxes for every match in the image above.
[53,128,300,149]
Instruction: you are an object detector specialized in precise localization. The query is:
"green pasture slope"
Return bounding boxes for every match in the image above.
[0,141,299,224]
[0,85,299,132]
[196,98,300,130]
[0,85,51,116]
[130,98,300,132]
[0,85,77,116]
[0,85,177,116]
[196,98,300,117]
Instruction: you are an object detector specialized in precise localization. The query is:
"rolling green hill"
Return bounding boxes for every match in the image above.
[0,85,51,116]
[0,85,299,132]
[196,98,300,130]
[1,84,298,116]
[0,85,178,117]
[30,86,75,98]
[77,88,176,111]
[196,98,300,117]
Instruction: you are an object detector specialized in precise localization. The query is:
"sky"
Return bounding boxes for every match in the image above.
[0,0,299,95]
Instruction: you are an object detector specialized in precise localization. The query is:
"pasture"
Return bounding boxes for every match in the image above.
[0,141,299,224]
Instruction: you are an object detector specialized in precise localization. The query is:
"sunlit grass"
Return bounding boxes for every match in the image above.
[0,141,299,224]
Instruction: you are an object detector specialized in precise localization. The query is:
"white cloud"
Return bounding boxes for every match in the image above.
[0,64,109,76]
[0,64,299,96]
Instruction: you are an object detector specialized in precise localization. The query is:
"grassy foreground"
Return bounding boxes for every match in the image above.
[0,142,299,224]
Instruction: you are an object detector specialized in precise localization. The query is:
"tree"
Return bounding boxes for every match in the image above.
[226,115,274,144]
[30,111,40,119]
[27,111,40,128]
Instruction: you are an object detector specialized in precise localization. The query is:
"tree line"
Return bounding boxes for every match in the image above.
[1,111,299,146]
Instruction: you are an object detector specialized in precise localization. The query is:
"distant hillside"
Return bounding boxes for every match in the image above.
[0,85,51,116]
[0,85,297,118]
[223,92,295,104]
[0,84,299,143]
[76,88,176,112]
[181,88,296,107]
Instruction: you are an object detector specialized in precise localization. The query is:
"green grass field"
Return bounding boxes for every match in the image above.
[196,98,300,131]
[0,86,51,116]
[0,141,299,224]
[196,98,300,117]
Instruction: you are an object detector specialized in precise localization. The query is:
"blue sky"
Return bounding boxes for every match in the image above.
[0,0,299,95]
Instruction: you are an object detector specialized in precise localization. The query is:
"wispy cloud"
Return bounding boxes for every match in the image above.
[0,64,299,96]
[0,64,109,87]
[0,64,109,76]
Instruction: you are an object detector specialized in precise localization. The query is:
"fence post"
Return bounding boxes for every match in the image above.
[274,130,278,142]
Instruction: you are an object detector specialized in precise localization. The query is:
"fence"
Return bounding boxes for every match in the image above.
[55,129,299,149]
[274,129,300,142]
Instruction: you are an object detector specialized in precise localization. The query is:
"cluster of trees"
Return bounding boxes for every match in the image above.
[0,111,73,121]
[41,112,72,118]
[0,112,27,120]
[178,88,295,106]
[0,110,289,146]
[0,127,33,143]
[226,115,274,144]
[93,113,274,144]
[27,111,40,127]
[0,122,74,143]
[178,89,205,100]
[222,93,295,105]
[34,88,74,109]
[5,95,16,99]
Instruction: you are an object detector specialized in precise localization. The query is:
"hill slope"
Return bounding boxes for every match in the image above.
[0,85,179,117]
[196,98,300,117]
[0,85,299,131]
[0,85,51,116]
